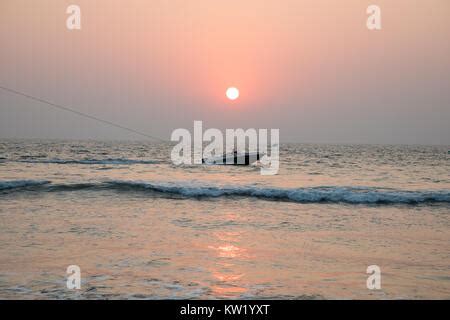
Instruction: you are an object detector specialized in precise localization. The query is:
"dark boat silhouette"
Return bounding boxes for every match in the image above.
[202,150,263,165]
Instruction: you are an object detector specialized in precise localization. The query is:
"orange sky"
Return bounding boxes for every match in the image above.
[0,0,449,143]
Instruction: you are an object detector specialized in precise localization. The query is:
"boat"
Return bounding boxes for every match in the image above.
[202,150,263,165]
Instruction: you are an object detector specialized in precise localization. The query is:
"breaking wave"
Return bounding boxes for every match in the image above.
[1,179,449,205]
[0,180,51,190]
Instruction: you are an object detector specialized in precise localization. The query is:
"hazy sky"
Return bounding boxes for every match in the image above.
[1,0,449,144]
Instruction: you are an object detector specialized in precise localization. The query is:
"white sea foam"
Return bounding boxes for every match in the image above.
[1,179,449,204]
[105,180,450,204]
[0,180,51,190]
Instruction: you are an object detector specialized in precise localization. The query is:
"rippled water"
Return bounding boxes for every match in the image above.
[0,140,449,299]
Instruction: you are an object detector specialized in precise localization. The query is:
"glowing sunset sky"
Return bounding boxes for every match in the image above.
[0,0,449,144]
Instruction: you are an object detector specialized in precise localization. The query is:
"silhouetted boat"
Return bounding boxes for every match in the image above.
[202,151,262,165]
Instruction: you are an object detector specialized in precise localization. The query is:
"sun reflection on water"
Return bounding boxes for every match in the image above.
[206,227,251,298]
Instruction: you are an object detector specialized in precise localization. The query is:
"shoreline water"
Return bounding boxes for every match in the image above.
[0,140,449,299]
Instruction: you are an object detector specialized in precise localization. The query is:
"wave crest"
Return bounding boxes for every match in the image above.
[0,180,51,190]
[105,180,450,204]
[2,179,449,205]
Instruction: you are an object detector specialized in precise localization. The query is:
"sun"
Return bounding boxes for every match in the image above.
[226,87,239,100]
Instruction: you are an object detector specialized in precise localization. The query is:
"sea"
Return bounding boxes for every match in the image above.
[0,139,449,299]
